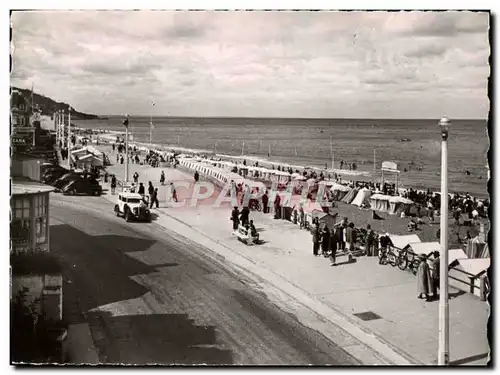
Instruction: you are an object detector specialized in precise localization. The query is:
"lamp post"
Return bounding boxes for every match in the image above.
[61,109,65,148]
[55,111,58,146]
[67,107,72,169]
[438,116,450,366]
[125,114,129,184]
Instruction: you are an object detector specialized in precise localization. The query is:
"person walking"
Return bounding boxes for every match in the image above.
[345,223,354,252]
[321,225,330,257]
[273,194,281,219]
[110,175,117,195]
[262,191,269,214]
[416,254,433,301]
[148,181,154,203]
[150,188,159,209]
[365,224,376,256]
[230,206,240,231]
[160,171,166,186]
[138,182,145,196]
[430,251,440,299]
[312,222,321,256]
[133,172,139,184]
[329,228,338,265]
[194,171,199,183]
[240,206,250,226]
[170,183,178,202]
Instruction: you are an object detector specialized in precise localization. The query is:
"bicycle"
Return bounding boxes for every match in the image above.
[378,246,397,266]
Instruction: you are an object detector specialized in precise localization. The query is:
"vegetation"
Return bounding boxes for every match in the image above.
[11,86,100,120]
[11,288,67,363]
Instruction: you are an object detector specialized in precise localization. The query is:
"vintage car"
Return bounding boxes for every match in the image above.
[114,192,151,222]
[62,178,102,196]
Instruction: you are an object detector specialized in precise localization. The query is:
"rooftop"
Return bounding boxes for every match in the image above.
[11,177,54,195]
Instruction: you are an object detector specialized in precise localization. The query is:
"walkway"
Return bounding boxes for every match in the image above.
[99,148,490,365]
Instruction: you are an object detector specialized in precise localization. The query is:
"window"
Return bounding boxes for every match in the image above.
[35,217,47,244]
[34,195,47,217]
[12,196,31,220]
[11,219,31,245]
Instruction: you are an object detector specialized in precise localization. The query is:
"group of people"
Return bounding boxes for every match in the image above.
[309,218,378,266]
[416,251,441,302]
[230,206,259,241]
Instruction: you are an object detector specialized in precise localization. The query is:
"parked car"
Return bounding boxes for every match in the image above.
[62,178,102,196]
[114,192,151,222]
[42,168,70,184]
[52,172,90,190]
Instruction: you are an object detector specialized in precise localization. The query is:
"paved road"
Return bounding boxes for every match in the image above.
[50,194,359,365]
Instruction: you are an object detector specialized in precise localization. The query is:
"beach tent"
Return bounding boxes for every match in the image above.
[351,187,372,207]
[329,183,351,192]
[466,236,487,259]
[329,183,351,201]
[370,194,391,213]
[341,187,359,204]
[74,154,103,168]
[389,234,421,250]
[480,243,490,258]
[408,241,441,255]
[388,196,414,215]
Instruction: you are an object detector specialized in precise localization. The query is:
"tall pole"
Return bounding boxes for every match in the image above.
[61,110,65,147]
[438,116,450,366]
[57,110,61,146]
[67,107,72,169]
[55,111,58,145]
[241,141,245,156]
[149,114,153,145]
[330,135,334,170]
[125,115,129,184]
[373,149,376,176]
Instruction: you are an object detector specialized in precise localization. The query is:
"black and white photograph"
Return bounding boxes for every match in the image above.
[8,8,491,366]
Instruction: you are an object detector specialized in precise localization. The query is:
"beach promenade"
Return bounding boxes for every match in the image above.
[98,148,490,366]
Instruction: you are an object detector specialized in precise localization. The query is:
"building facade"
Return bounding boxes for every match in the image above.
[11,178,53,254]
[11,89,35,152]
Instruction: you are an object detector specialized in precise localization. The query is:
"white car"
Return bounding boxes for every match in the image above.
[114,192,151,222]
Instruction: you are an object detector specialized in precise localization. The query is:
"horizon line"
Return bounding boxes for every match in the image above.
[94,115,488,121]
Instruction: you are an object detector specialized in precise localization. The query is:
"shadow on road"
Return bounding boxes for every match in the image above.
[50,224,234,364]
[90,311,233,365]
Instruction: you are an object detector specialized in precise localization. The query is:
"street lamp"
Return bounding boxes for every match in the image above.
[438,116,450,366]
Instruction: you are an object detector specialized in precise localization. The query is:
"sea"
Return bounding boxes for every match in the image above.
[73,117,490,198]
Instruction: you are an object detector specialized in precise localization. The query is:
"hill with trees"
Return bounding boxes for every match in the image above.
[11,86,101,120]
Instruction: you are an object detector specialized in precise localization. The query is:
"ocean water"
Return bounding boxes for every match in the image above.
[73,117,490,198]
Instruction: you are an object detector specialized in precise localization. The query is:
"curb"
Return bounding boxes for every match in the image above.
[152,206,421,365]
[99,180,421,365]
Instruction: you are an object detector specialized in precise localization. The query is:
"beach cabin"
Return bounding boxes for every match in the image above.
[408,241,441,255]
[388,196,414,215]
[389,234,421,250]
[449,258,490,300]
[370,194,391,213]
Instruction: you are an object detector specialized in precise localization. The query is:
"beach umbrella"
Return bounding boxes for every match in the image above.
[293,175,307,181]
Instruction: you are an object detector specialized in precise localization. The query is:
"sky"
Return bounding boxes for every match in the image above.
[10,10,490,119]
